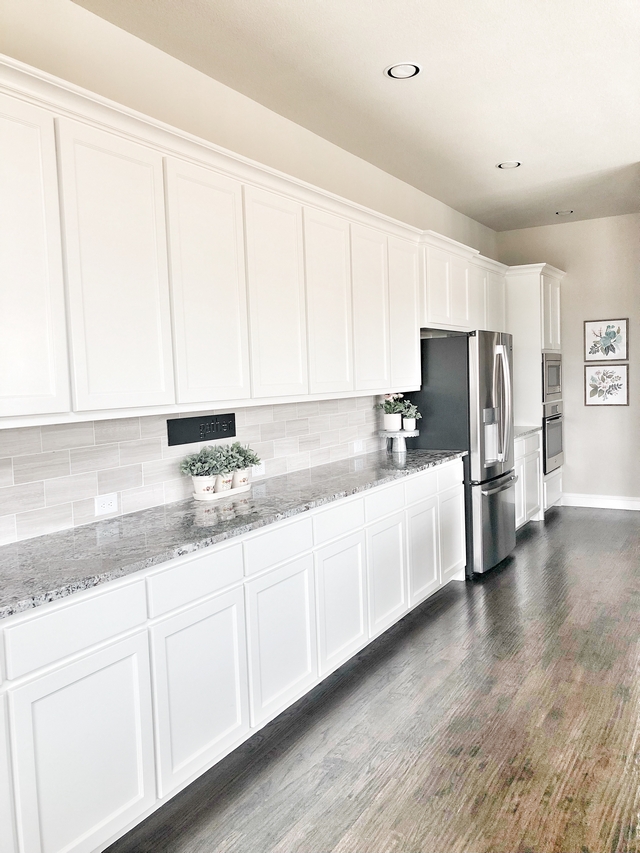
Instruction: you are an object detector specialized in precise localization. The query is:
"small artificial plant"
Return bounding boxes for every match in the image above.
[375,393,405,414]
[227,442,261,471]
[401,401,422,420]
[181,442,261,477]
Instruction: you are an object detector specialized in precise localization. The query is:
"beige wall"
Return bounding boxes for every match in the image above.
[497,213,640,500]
[0,0,496,256]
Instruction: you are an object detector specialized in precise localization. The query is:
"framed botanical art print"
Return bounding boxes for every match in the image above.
[584,364,628,406]
[584,318,628,361]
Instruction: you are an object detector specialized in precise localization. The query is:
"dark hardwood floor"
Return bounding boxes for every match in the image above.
[107,507,640,853]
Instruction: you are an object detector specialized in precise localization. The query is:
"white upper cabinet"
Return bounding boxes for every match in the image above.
[351,224,390,391]
[244,186,308,398]
[57,119,175,411]
[0,96,69,417]
[304,207,354,394]
[467,264,486,330]
[165,158,250,403]
[449,255,470,327]
[422,235,478,330]
[542,273,561,351]
[423,245,450,325]
[469,256,507,332]
[486,271,506,332]
[388,237,421,388]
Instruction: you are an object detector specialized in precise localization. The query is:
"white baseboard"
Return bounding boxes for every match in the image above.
[562,493,640,511]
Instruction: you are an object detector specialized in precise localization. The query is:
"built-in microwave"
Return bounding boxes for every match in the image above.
[542,351,562,403]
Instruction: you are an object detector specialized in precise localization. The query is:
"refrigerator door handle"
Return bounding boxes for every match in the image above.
[496,344,512,462]
[481,474,518,496]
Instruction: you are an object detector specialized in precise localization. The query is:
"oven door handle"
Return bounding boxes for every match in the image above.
[545,414,563,423]
[481,475,518,496]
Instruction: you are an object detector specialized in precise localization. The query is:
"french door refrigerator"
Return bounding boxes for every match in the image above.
[407,331,517,577]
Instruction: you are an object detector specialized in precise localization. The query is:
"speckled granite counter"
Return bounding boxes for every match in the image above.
[515,425,542,439]
[0,449,465,620]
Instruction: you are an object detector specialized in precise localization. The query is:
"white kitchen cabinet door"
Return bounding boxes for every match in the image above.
[388,237,421,388]
[450,255,470,327]
[9,632,155,853]
[0,695,17,853]
[150,586,250,797]
[245,555,317,726]
[0,95,69,417]
[351,224,391,390]
[406,496,441,607]
[439,485,466,583]
[366,512,408,638]
[542,274,561,351]
[467,265,486,331]
[524,451,542,521]
[514,453,526,529]
[315,532,367,676]
[486,271,506,332]
[424,245,450,326]
[304,207,354,393]
[165,158,250,403]
[244,186,308,398]
[57,119,175,411]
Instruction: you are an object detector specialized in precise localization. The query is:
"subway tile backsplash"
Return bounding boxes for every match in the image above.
[0,396,384,544]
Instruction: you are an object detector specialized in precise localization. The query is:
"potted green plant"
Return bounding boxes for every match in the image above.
[180,446,220,497]
[209,444,234,493]
[227,442,261,489]
[400,400,422,432]
[375,393,405,431]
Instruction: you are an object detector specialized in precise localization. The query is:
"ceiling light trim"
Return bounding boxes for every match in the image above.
[496,161,522,169]
[384,63,421,79]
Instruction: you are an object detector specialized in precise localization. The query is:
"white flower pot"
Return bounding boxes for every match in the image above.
[215,473,233,492]
[232,468,250,489]
[403,417,416,431]
[191,475,217,496]
[383,413,402,431]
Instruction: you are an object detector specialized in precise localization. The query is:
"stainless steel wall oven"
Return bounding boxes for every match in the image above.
[543,401,564,473]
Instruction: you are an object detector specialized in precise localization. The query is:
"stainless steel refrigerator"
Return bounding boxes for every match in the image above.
[407,330,517,577]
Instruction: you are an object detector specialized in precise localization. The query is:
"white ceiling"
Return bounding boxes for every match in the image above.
[72,0,640,231]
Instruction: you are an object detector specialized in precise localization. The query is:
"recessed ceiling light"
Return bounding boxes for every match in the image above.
[384,63,421,79]
[556,210,574,216]
[496,161,521,169]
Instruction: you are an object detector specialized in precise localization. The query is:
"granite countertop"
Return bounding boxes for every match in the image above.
[0,449,465,620]
[514,425,542,439]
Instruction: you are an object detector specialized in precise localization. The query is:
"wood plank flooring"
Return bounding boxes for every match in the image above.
[106,507,640,852]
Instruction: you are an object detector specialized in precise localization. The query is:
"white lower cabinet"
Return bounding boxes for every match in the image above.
[9,633,155,853]
[366,512,408,638]
[515,433,543,529]
[315,532,367,676]
[150,587,250,797]
[406,496,440,607]
[0,694,17,853]
[525,451,542,520]
[245,555,317,727]
[439,485,466,583]
[515,456,526,529]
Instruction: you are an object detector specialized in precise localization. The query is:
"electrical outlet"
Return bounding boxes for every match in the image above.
[95,493,118,516]
[353,440,364,454]
[252,461,265,477]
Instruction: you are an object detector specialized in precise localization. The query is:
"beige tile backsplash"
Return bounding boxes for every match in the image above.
[0,396,383,545]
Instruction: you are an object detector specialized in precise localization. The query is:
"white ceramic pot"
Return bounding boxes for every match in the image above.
[383,412,402,431]
[232,468,250,489]
[191,475,217,496]
[215,473,233,492]
[403,417,416,431]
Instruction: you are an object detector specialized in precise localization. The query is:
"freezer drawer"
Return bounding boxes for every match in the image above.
[470,472,517,574]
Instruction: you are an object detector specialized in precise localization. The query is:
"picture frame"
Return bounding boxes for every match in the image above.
[584,318,628,361]
[584,364,628,406]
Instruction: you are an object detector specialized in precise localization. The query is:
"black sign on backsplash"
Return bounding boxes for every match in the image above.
[166,413,236,446]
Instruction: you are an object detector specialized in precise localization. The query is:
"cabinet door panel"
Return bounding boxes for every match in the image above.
[315,532,367,675]
[388,237,420,387]
[468,265,486,331]
[366,512,408,637]
[151,587,249,796]
[524,451,541,521]
[486,271,506,332]
[0,695,17,853]
[246,555,317,726]
[351,224,390,390]
[244,186,308,397]
[407,496,440,607]
[165,158,250,402]
[450,255,470,327]
[425,246,450,325]
[515,456,526,529]
[57,119,174,411]
[304,208,353,393]
[10,633,155,853]
[439,485,466,583]
[0,95,69,417]
[543,275,561,351]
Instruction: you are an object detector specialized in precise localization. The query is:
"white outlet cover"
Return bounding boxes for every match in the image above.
[252,462,265,477]
[95,493,118,516]
[353,440,364,454]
